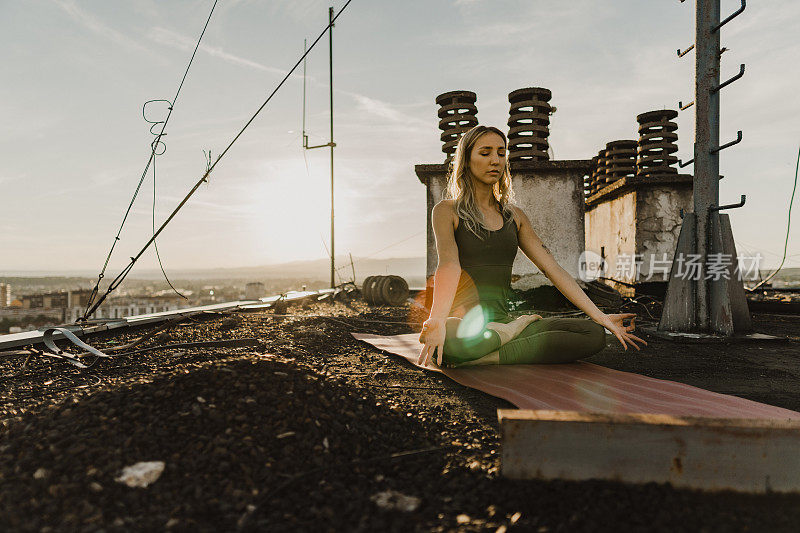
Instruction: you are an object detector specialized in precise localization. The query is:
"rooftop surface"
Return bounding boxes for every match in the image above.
[1,296,799,531]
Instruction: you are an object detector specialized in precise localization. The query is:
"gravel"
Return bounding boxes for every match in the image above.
[1,298,798,532]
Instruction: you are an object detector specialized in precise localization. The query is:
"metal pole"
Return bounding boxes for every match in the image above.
[694,0,721,331]
[302,38,307,145]
[329,5,335,289]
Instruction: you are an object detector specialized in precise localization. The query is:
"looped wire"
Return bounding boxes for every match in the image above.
[143,99,172,156]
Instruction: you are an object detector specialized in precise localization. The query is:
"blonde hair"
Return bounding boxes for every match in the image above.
[443,125,515,240]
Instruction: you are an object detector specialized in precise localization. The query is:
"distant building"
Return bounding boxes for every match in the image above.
[64,295,188,323]
[0,283,10,307]
[0,307,64,324]
[21,291,69,309]
[245,282,265,300]
[68,289,93,309]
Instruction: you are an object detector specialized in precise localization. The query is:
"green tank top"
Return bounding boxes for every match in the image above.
[450,210,519,324]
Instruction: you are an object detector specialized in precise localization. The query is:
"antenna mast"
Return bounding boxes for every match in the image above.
[303,7,337,289]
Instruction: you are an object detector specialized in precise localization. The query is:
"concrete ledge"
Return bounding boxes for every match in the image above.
[415,160,593,185]
[499,409,800,494]
[585,173,693,208]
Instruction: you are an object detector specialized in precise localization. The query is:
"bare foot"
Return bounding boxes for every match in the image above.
[485,314,542,345]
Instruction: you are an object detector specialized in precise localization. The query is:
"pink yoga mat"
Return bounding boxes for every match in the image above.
[352,332,800,420]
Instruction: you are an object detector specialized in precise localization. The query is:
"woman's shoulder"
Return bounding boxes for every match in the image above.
[507,204,522,232]
[434,199,456,211]
[432,199,459,230]
[433,199,458,218]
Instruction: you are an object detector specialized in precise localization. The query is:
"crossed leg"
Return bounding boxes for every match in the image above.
[442,316,607,367]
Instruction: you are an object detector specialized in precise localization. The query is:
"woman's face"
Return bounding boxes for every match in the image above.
[468,131,506,188]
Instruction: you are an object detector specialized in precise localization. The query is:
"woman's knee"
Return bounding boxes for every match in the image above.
[547,318,607,357]
[587,320,607,354]
[442,316,500,362]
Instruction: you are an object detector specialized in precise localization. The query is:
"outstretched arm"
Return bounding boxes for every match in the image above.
[512,206,647,351]
[418,200,461,366]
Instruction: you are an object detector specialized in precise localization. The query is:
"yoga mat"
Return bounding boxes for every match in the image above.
[352,332,800,420]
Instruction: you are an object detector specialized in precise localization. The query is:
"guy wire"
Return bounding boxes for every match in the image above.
[82,0,355,320]
[152,156,188,300]
[84,0,219,318]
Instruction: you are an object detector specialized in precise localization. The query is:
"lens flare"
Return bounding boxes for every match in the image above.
[457,305,487,338]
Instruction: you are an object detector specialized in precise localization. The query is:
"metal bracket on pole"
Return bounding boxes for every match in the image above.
[712,64,745,93]
[709,194,746,212]
[677,44,695,57]
[712,0,746,33]
[678,158,694,168]
[679,100,695,111]
[710,130,742,154]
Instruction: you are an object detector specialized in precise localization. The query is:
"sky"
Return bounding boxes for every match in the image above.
[1,0,798,275]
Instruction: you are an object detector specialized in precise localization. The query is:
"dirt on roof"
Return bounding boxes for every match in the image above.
[1,299,799,531]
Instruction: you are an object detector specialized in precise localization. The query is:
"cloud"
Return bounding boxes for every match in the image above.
[0,173,26,186]
[267,0,329,21]
[51,0,148,53]
[344,92,429,129]
[147,26,304,79]
[436,2,595,47]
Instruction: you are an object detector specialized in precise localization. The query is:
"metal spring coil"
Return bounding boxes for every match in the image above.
[507,87,552,162]
[436,90,478,161]
[604,140,638,182]
[636,109,679,177]
[592,149,608,195]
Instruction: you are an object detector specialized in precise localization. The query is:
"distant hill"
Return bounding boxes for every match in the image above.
[125,256,428,285]
[0,256,428,287]
[2,263,797,291]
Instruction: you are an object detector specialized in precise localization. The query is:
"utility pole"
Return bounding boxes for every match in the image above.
[302,7,337,289]
[329,5,335,289]
[659,0,750,336]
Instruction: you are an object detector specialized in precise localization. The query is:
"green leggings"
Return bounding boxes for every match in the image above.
[442,316,607,366]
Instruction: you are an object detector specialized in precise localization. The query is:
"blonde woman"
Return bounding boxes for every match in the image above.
[418,125,646,368]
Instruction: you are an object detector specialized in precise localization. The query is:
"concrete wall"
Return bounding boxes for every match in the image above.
[636,187,693,281]
[585,182,693,296]
[585,192,637,292]
[417,161,591,290]
[510,165,587,290]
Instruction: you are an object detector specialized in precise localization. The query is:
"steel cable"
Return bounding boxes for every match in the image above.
[83,0,355,321]
[85,0,220,317]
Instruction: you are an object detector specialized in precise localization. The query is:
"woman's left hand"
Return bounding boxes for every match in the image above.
[595,313,647,351]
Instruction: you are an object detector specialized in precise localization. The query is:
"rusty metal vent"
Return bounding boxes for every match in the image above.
[604,140,638,183]
[636,110,679,178]
[436,90,478,162]
[591,149,608,195]
[507,87,552,162]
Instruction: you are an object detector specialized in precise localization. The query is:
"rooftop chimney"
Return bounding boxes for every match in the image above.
[636,110,679,178]
[435,90,478,162]
[507,87,553,162]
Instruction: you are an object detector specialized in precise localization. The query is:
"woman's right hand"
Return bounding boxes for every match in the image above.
[417,317,446,367]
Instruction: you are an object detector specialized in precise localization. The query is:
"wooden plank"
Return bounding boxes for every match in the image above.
[499,409,800,494]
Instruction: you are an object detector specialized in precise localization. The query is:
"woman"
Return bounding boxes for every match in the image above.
[417,125,646,368]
